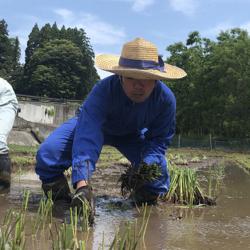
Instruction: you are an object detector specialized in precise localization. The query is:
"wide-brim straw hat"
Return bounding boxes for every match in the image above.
[95,37,187,80]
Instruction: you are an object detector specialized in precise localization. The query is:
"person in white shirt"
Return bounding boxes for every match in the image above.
[0,77,18,190]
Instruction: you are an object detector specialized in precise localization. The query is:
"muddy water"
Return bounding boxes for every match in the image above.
[0,164,250,250]
[144,165,250,250]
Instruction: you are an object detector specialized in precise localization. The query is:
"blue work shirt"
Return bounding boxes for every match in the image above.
[72,74,176,185]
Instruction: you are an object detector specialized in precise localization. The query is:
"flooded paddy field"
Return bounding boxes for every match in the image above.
[0,146,250,249]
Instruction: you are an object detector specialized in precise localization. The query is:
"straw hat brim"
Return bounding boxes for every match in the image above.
[95,54,187,80]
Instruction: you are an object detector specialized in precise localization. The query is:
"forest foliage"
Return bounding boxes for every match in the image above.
[166,29,250,137]
[0,20,249,137]
[0,20,99,99]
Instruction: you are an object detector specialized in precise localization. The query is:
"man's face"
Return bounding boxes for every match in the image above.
[121,77,156,103]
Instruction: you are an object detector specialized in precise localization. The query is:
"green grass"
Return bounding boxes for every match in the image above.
[12,156,35,166]
[229,153,250,172]
[97,146,123,168]
[8,143,250,172]
[9,144,38,155]
[169,148,250,171]
[9,144,37,173]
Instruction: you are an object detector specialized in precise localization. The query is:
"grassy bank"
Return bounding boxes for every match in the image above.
[168,148,250,172]
[8,144,250,172]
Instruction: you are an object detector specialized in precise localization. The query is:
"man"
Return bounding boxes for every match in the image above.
[35,38,186,217]
[0,77,18,190]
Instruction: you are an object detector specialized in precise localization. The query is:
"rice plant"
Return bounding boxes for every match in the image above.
[164,164,216,206]
[119,163,162,197]
[0,209,16,249]
[108,204,151,250]
[0,190,30,250]
[170,154,188,165]
[0,189,153,250]
[206,164,225,198]
[78,200,92,231]
[32,191,53,234]
[51,207,86,250]
[190,156,201,163]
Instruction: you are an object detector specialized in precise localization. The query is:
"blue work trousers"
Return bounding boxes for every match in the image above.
[35,117,170,195]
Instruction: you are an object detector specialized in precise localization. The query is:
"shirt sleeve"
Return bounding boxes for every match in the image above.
[142,93,176,165]
[0,78,18,112]
[71,80,110,186]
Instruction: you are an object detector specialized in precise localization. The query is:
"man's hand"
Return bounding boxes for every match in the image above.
[71,185,95,224]
[76,180,88,189]
[119,163,162,196]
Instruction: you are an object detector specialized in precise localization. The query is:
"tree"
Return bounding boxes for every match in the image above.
[167,32,213,135]
[0,19,22,85]
[23,39,89,99]
[25,24,40,64]
[205,29,250,137]
[22,23,99,99]
[0,19,12,79]
[9,37,23,88]
[166,29,250,138]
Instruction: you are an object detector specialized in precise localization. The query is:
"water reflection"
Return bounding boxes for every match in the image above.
[0,164,249,250]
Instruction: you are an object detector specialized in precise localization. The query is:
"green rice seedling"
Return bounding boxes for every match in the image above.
[213,164,225,194]
[109,204,151,250]
[136,203,151,241]
[119,163,162,197]
[33,191,53,234]
[169,154,189,165]
[0,209,14,249]
[202,155,208,160]
[206,164,225,198]
[233,153,250,172]
[174,157,188,165]
[207,167,212,197]
[22,190,30,212]
[78,201,91,231]
[190,156,201,163]
[0,190,30,250]
[51,207,86,250]
[8,190,30,249]
[12,190,30,249]
[12,212,26,249]
[164,164,216,206]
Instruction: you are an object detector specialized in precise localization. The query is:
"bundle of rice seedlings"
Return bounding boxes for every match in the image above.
[164,165,216,206]
[119,163,162,197]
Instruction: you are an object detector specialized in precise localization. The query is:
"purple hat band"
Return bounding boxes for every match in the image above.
[119,55,166,72]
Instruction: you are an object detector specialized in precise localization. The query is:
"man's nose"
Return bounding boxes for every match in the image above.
[133,81,145,89]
